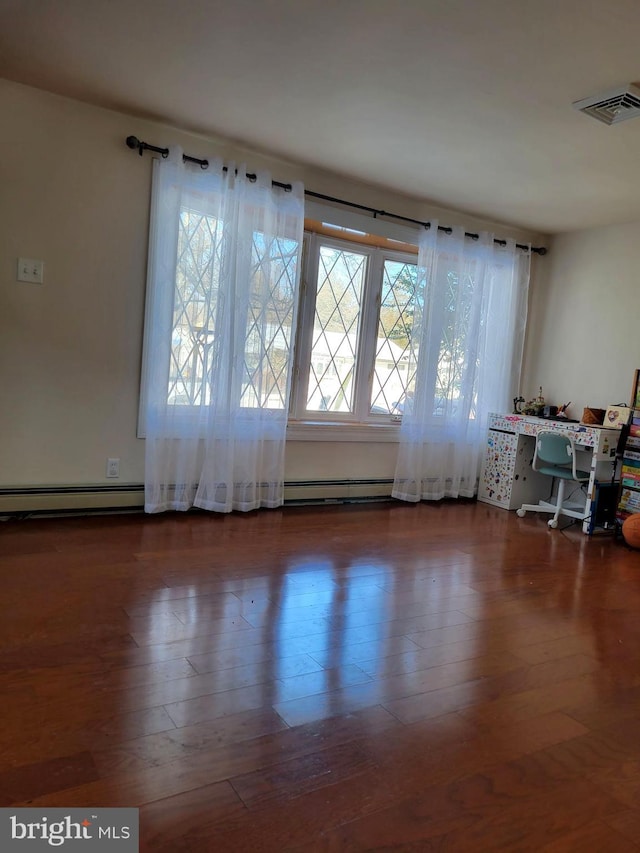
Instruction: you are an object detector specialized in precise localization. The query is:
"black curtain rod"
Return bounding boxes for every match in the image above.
[126,136,546,255]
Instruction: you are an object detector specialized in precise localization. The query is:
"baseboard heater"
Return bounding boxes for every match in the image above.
[0,479,395,516]
[0,484,146,516]
[284,478,394,505]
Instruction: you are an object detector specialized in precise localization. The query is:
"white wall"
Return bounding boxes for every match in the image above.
[521,223,640,419]
[0,79,543,495]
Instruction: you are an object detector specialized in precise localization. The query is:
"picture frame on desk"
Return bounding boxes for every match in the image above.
[631,369,640,409]
[602,404,632,429]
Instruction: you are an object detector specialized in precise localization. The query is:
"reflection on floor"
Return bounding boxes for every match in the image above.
[2,500,640,850]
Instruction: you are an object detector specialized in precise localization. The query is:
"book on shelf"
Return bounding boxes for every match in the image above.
[626,435,640,449]
[618,504,640,515]
[622,466,640,479]
[616,509,639,523]
[632,369,640,409]
[620,483,640,499]
[622,477,640,488]
[621,480,640,493]
[624,449,640,462]
[619,491,640,511]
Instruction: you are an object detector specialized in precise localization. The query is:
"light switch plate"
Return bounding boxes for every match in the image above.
[17,258,44,284]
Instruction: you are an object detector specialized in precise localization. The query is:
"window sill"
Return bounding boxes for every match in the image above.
[286,421,402,442]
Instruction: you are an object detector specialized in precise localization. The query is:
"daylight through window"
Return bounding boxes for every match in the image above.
[290,233,422,423]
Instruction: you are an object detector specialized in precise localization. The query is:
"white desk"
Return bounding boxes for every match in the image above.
[478,413,618,533]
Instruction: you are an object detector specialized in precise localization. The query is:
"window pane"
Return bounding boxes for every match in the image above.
[168,209,221,407]
[169,211,300,411]
[433,269,473,418]
[241,233,300,409]
[306,246,366,413]
[370,260,419,416]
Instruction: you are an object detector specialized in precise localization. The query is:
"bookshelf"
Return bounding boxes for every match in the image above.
[615,370,640,526]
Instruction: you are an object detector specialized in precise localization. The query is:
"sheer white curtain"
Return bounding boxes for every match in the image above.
[393,224,530,502]
[140,150,304,513]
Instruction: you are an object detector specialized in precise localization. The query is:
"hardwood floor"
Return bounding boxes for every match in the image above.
[2,500,640,850]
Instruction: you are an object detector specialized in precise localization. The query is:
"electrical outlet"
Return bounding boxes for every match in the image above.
[17,258,44,284]
[106,457,120,478]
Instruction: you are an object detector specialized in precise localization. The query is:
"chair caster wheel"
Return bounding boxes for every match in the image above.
[516,509,526,518]
[548,519,558,529]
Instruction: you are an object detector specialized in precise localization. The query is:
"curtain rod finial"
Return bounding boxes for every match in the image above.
[126,136,145,156]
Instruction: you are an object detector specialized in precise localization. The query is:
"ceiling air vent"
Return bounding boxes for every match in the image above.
[573,83,640,125]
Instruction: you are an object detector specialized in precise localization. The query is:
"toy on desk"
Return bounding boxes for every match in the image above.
[556,401,571,419]
[521,387,545,416]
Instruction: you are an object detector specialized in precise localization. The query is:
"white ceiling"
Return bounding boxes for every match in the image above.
[3,0,640,234]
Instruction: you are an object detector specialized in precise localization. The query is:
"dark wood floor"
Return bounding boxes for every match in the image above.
[2,500,640,850]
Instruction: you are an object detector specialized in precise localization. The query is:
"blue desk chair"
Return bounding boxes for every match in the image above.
[516,431,590,528]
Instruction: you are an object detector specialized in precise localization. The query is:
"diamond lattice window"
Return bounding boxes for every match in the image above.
[433,270,473,415]
[169,211,299,410]
[306,246,367,413]
[292,234,423,423]
[169,209,221,407]
[370,260,419,416]
[241,234,300,409]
